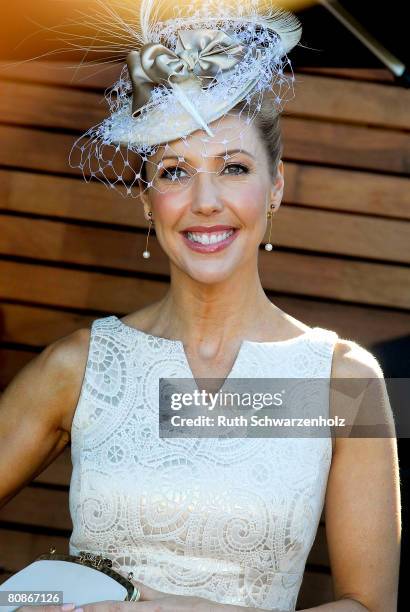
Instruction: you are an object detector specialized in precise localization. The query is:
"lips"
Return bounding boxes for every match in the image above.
[181,225,237,233]
[180,227,239,253]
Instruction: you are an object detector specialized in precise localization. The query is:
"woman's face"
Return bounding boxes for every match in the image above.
[140,113,284,284]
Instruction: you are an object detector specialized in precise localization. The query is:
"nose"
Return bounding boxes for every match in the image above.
[190,170,223,215]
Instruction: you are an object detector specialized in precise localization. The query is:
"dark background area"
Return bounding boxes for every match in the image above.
[293,0,408,69]
[371,339,410,612]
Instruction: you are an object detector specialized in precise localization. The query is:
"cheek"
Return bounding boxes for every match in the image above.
[230,182,267,226]
[149,191,181,227]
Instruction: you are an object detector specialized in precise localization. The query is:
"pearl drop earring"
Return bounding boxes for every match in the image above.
[264,204,275,251]
[142,211,153,259]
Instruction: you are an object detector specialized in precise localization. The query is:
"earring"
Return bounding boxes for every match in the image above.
[142,211,153,259]
[264,204,275,251]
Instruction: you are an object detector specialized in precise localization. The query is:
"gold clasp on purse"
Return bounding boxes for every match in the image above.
[78,551,113,570]
[48,546,112,570]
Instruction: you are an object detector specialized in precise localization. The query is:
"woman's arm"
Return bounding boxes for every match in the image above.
[304,340,401,612]
[0,327,90,508]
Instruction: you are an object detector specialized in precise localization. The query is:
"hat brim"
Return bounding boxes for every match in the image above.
[108,76,268,149]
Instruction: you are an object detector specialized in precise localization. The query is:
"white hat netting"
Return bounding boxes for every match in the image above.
[68,0,302,197]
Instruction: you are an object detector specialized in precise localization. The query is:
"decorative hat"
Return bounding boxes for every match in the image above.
[69,0,302,196]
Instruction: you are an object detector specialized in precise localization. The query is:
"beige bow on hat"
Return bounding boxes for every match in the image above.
[126,29,246,134]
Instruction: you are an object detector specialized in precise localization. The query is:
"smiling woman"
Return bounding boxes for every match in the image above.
[0,1,401,612]
[137,109,284,271]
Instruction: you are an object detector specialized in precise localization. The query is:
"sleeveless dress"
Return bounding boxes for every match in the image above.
[69,315,338,612]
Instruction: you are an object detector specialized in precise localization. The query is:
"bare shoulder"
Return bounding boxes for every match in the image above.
[331,336,384,379]
[330,337,395,453]
[35,326,92,436]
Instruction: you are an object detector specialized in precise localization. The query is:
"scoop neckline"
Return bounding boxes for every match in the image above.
[112,315,318,347]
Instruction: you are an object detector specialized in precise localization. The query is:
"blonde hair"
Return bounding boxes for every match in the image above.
[232,91,283,179]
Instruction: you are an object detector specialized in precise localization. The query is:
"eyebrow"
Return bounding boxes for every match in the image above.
[161,148,256,162]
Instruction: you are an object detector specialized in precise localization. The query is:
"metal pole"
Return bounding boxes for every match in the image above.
[318,0,408,85]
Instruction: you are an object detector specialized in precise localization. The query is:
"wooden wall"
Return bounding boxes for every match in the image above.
[0,61,409,609]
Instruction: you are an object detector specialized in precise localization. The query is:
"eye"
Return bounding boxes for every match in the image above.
[221,163,249,176]
[159,166,188,180]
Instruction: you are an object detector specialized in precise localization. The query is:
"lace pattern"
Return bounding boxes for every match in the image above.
[69,315,338,611]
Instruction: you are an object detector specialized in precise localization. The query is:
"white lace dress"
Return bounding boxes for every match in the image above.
[69,315,338,611]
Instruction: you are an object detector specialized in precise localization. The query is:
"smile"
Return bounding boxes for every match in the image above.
[181,228,239,253]
[187,230,234,244]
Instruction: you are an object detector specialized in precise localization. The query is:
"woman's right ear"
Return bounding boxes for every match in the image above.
[142,201,152,221]
[139,184,151,217]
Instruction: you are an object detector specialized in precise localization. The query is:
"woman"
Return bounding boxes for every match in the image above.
[0,1,400,611]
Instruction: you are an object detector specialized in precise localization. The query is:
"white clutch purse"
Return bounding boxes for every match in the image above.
[0,547,140,611]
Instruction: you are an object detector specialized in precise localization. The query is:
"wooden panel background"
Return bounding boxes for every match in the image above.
[0,61,409,609]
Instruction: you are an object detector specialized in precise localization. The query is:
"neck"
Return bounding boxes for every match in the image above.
[149,259,282,352]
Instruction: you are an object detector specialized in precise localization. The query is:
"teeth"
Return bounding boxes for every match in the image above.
[186,230,234,245]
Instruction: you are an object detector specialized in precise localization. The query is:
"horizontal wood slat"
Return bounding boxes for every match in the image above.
[1,241,409,310]
[0,61,395,90]
[0,530,69,576]
[263,256,409,309]
[1,207,409,264]
[0,170,137,225]
[0,61,123,90]
[0,81,105,131]
[0,348,35,390]
[296,67,395,85]
[0,126,76,176]
[0,487,72,531]
[282,118,410,175]
[287,73,410,130]
[1,122,407,180]
[0,306,97,348]
[1,67,407,130]
[0,260,167,311]
[1,166,409,221]
[283,164,410,219]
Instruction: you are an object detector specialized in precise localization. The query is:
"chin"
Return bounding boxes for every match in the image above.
[184,262,241,285]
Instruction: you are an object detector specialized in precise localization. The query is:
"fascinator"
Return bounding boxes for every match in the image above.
[69,0,303,196]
